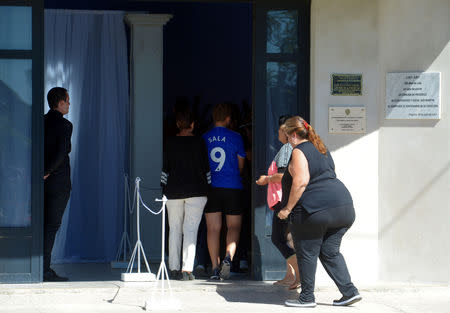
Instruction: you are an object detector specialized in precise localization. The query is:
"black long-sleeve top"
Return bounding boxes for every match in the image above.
[44,109,73,191]
[161,136,211,199]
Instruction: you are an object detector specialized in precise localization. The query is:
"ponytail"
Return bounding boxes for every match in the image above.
[306,125,327,155]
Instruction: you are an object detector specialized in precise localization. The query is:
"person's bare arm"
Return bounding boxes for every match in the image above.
[255,173,284,185]
[278,149,310,219]
[238,155,245,174]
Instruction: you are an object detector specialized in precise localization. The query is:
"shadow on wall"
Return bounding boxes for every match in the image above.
[379,0,449,128]
[379,161,450,238]
[316,32,448,153]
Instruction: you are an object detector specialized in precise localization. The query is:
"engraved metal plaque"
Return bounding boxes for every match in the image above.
[329,106,366,134]
[331,74,362,96]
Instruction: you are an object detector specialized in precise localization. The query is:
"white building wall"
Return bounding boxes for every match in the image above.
[378,0,450,283]
[311,0,380,285]
[310,0,449,284]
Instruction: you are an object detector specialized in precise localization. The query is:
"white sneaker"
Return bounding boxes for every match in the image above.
[285,299,317,307]
[219,258,231,280]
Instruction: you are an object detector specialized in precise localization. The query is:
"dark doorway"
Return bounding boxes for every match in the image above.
[161,2,253,278]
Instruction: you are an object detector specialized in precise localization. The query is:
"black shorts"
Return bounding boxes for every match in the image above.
[204,187,243,215]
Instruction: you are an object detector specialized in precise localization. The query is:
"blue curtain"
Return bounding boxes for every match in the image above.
[44,10,129,262]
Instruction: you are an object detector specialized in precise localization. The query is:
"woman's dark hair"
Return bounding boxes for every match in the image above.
[284,116,327,155]
[47,87,68,109]
[278,114,293,127]
[175,110,194,130]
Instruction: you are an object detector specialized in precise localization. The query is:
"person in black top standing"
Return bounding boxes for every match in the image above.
[161,110,211,280]
[256,115,300,290]
[278,116,361,308]
[43,87,73,282]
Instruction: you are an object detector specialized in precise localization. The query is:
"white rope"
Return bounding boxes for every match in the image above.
[126,176,159,215]
[136,184,163,215]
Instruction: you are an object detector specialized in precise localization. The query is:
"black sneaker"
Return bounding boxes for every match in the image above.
[285,299,316,307]
[333,294,362,306]
[220,257,232,280]
[209,267,221,280]
[169,270,181,280]
[181,271,195,281]
[43,269,68,282]
[193,265,208,278]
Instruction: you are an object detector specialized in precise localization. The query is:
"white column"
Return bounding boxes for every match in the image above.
[125,14,172,261]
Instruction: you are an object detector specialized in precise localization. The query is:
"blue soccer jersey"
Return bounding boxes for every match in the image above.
[202,126,246,189]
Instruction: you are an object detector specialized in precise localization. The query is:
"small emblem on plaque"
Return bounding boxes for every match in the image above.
[328,106,366,134]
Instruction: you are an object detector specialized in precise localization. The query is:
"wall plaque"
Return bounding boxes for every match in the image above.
[331,74,362,96]
[386,72,441,119]
[329,106,366,134]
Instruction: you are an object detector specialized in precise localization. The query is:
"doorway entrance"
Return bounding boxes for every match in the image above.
[0,0,310,283]
[161,2,253,278]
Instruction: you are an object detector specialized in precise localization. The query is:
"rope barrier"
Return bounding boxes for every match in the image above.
[131,177,163,216]
[124,175,163,215]
[121,176,178,308]
[138,192,164,215]
[121,177,157,282]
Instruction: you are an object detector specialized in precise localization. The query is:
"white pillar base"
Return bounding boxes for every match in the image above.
[121,272,156,282]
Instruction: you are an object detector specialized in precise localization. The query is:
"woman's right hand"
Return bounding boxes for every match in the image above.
[256,175,269,185]
[277,207,291,220]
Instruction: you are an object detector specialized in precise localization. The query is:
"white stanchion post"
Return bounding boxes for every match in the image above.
[145,195,181,311]
[121,177,155,282]
[111,174,133,269]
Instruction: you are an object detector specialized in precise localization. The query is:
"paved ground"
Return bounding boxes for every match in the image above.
[0,264,449,312]
[1,280,449,312]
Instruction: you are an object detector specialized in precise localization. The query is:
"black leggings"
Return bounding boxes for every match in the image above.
[289,205,359,303]
[271,202,295,259]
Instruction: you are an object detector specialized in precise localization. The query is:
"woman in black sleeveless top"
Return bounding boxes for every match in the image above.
[277,116,361,308]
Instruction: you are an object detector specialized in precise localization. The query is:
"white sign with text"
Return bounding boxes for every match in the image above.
[329,106,366,134]
[386,72,440,119]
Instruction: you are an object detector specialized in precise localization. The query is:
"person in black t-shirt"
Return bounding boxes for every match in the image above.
[161,110,211,281]
[278,116,361,308]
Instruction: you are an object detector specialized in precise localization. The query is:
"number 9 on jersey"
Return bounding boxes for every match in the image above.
[211,147,226,172]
